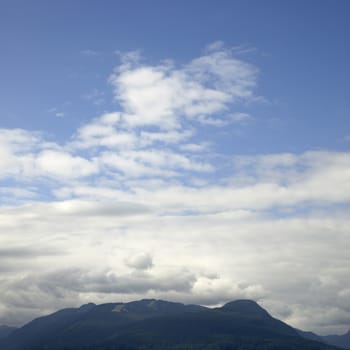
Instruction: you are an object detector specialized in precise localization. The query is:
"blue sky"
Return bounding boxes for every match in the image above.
[1,0,349,151]
[0,0,350,334]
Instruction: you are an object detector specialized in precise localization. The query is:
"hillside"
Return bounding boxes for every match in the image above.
[0,325,17,339]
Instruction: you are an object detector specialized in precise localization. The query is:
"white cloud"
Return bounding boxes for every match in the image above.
[185,46,257,100]
[0,129,41,179]
[180,142,211,152]
[0,44,349,335]
[0,128,41,154]
[109,45,257,129]
[139,129,194,145]
[1,199,349,333]
[35,150,99,179]
[106,150,211,178]
[0,187,38,201]
[125,253,154,270]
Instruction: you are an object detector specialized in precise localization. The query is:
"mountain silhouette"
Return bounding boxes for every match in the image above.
[0,299,342,350]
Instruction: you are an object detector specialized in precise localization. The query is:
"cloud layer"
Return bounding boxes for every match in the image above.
[0,44,349,335]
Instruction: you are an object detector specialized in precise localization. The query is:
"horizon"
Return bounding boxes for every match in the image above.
[0,0,350,336]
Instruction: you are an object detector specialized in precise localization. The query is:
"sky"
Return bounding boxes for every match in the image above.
[0,0,350,335]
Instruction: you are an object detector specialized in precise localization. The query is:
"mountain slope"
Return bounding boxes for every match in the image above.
[323,331,350,349]
[0,299,341,350]
[298,328,350,349]
[297,329,326,343]
[0,325,17,339]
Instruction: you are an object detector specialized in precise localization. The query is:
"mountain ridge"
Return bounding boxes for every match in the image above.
[0,298,345,350]
[297,328,350,349]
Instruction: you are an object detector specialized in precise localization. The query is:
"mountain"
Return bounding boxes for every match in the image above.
[0,325,17,339]
[220,299,270,316]
[0,299,341,350]
[297,329,325,343]
[0,299,204,350]
[323,331,350,349]
[298,329,350,349]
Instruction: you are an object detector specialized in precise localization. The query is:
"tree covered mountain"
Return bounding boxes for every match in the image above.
[0,299,343,350]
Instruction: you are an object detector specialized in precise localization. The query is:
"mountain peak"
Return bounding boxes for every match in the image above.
[123,299,191,314]
[79,302,96,308]
[78,302,96,312]
[221,299,270,317]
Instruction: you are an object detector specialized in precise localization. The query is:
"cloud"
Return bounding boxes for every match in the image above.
[0,187,38,201]
[0,129,41,179]
[47,108,66,118]
[100,149,213,178]
[66,149,347,214]
[139,129,194,145]
[230,151,350,207]
[0,246,62,258]
[180,142,211,152]
[230,112,252,123]
[49,200,151,217]
[109,45,257,129]
[0,129,41,150]
[0,44,349,335]
[0,129,98,182]
[35,150,99,179]
[2,44,257,185]
[33,268,196,295]
[0,267,196,324]
[125,253,154,270]
[0,192,350,333]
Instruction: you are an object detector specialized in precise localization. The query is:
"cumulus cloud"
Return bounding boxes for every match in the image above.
[0,44,256,187]
[125,253,154,270]
[109,45,257,129]
[35,150,99,179]
[0,128,41,179]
